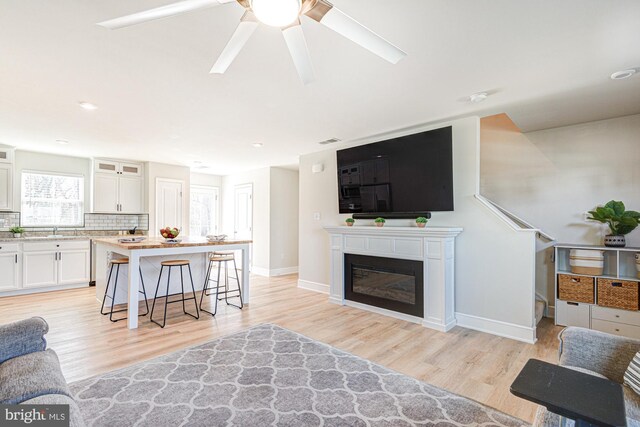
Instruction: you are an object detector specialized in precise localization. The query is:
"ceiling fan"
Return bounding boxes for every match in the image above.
[97,0,407,84]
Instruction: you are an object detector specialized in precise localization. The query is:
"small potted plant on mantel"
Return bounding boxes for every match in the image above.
[415,217,429,228]
[10,226,24,238]
[587,200,640,247]
[345,218,355,227]
[374,217,386,227]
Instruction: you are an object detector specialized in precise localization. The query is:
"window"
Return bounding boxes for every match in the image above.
[190,185,219,237]
[21,171,84,227]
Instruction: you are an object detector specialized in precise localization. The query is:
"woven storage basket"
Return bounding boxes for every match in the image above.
[569,249,604,276]
[558,274,595,304]
[597,278,639,311]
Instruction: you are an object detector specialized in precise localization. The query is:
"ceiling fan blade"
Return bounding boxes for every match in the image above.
[210,12,259,74]
[282,23,315,85]
[97,0,235,30]
[305,0,406,64]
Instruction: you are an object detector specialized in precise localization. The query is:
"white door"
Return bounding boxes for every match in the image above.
[94,174,119,213]
[234,184,253,240]
[23,252,57,288]
[0,252,19,291]
[156,179,184,234]
[58,250,90,285]
[0,164,13,211]
[119,176,143,213]
[190,185,219,236]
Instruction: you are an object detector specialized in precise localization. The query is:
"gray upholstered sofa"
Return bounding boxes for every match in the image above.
[0,317,84,427]
[535,326,640,426]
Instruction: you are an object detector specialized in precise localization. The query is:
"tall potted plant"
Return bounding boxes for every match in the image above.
[587,200,640,247]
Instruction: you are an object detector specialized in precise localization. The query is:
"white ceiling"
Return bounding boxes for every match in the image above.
[1,0,639,174]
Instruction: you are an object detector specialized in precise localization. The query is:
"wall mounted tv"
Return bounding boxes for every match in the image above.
[337,126,453,218]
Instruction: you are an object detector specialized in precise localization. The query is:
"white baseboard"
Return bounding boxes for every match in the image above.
[297,279,329,294]
[271,266,298,276]
[0,283,89,297]
[455,312,537,344]
[547,305,555,319]
[252,266,298,277]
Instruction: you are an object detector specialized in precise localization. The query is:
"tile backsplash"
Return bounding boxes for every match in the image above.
[0,212,149,231]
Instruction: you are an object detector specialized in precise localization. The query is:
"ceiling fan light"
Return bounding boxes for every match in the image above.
[251,0,301,27]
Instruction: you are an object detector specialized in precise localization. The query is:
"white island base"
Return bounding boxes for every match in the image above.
[324,226,462,332]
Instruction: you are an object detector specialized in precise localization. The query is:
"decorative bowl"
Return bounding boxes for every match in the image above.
[160,226,180,240]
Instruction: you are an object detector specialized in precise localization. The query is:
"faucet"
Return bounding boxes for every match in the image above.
[53,226,58,235]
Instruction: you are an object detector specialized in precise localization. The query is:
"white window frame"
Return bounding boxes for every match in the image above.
[189,185,220,237]
[21,170,85,227]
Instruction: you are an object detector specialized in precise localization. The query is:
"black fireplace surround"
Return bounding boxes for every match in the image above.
[344,254,424,317]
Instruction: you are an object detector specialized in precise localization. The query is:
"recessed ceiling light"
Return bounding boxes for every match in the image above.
[253,142,264,148]
[469,92,488,103]
[55,139,69,145]
[78,102,98,110]
[193,161,202,165]
[611,69,637,80]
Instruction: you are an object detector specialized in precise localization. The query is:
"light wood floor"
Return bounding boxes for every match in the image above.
[0,274,563,422]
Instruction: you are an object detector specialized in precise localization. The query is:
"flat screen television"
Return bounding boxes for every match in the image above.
[337,126,453,217]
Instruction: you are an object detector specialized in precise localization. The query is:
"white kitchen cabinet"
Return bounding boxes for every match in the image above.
[92,159,144,213]
[93,173,119,213]
[58,249,90,285]
[0,163,13,211]
[23,251,58,288]
[21,240,90,289]
[0,250,19,291]
[118,175,143,213]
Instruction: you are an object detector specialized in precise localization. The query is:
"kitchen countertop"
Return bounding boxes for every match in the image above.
[94,236,252,250]
[0,235,141,243]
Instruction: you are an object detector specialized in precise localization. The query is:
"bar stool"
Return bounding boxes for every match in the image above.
[199,251,243,317]
[100,258,149,322]
[150,260,199,328]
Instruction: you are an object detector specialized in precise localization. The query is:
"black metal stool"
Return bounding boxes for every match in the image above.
[100,258,149,322]
[150,260,199,328]
[199,251,243,317]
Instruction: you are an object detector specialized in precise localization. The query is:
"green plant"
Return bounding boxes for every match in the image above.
[374,217,386,223]
[587,200,640,236]
[345,218,355,223]
[9,226,24,234]
[415,217,428,224]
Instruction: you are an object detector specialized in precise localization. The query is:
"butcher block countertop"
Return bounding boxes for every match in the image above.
[93,236,252,250]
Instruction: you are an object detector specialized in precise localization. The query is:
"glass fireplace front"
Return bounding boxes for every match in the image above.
[344,254,424,317]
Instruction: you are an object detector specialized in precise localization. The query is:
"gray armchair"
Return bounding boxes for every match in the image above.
[0,317,85,427]
[535,327,640,426]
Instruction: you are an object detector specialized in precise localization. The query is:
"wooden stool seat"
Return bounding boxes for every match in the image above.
[213,251,234,256]
[161,259,190,267]
[111,258,129,265]
[209,254,234,262]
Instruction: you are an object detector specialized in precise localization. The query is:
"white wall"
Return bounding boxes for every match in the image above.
[146,162,191,236]
[269,168,299,273]
[190,172,222,188]
[13,150,91,212]
[221,168,271,272]
[298,116,538,342]
[481,113,640,308]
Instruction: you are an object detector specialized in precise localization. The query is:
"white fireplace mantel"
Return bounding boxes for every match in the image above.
[324,225,463,332]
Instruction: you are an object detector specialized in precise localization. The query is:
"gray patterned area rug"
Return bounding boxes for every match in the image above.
[70,324,528,427]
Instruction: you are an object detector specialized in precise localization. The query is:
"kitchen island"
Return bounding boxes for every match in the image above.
[93,237,252,329]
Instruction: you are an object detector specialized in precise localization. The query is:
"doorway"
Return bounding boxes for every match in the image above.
[234,184,253,240]
[156,178,184,235]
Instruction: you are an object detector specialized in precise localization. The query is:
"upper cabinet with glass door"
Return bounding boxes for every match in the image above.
[92,159,145,214]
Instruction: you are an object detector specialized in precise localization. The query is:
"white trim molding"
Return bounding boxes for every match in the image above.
[324,225,462,333]
[253,266,299,277]
[455,312,537,344]
[298,279,329,294]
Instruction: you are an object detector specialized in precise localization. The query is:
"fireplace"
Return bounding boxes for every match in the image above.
[344,254,424,317]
